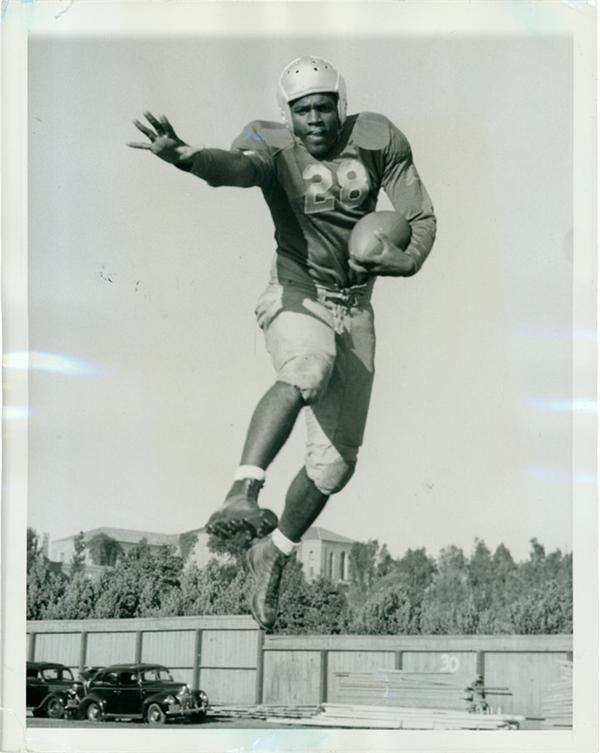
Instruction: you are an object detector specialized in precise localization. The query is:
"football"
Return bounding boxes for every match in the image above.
[349,211,412,264]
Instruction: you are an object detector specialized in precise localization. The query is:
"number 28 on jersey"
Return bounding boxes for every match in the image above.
[303,159,370,215]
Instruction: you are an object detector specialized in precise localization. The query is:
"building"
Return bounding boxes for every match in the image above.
[298,526,354,582]
[49,525,355,581]
[50,527,179,565]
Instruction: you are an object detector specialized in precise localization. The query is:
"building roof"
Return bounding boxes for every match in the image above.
[54,527,179,547]
[53,524,352,548]
[302,526,355,544]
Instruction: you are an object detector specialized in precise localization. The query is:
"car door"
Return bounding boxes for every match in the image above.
[92,670,121,714]
[26,666,45,708]
[114,670,142,716]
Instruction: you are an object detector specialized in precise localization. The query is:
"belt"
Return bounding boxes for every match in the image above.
[315,284,371,334]
[316,283,371,309]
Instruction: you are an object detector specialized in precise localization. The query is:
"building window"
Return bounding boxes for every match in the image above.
[340,551,346,580]
[309,550,314,561]
[328,551,335,579]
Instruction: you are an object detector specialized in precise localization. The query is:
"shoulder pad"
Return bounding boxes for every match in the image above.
[240,120,295,152]
[353,112,396,150]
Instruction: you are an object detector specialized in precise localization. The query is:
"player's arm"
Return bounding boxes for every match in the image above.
[127,112,261,188]
[375,121,436,275]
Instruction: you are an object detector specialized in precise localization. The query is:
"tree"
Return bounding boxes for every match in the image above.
[69,531,87,577]
[468,539,495,614]
[27,555,68,620]
[394,548,437,604]
[372,547,437,633]
[178,530,199,563]
[509,581,573,634]
[352,583,412,634]
[27,527,41,573]
[302,577,350,634]
[273,557,311,633]
[91,539,184,618]
[420,545,478,634]
[347,540,379,611]
[180,559,250,616]
[49,573,97,619]
[87,533,123,566]
[375,543,395,578]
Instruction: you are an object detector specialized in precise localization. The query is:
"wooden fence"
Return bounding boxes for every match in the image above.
[27,616,572,719]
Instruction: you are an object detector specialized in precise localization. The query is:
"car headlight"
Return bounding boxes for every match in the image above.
[163,694,177,705]
[198,690,208,703]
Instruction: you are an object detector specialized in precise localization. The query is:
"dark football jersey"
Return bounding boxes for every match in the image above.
[195,112,435,289]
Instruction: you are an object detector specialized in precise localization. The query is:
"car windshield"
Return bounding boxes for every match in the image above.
[42,667,74,681]
[140,668,174,682]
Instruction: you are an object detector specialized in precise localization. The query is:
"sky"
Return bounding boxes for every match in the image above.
[21,30,585,563]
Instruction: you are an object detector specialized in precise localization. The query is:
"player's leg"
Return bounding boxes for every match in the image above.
[207,286,336,542]
[246,466,329,630]
[206,381,303,539]
[285,302,375,538]
[239,381,304,468]
[248,302,376,630]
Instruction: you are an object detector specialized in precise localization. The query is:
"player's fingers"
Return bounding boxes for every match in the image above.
[127,142,153,149]
[133,119,156,141]
[349,258,370,273]
[159,114,177,137]
[144,111,165,134]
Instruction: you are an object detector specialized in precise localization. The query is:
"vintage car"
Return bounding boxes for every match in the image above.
[26,661,85,719]
[78,663,209,724]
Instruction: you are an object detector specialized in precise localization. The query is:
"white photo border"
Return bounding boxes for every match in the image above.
[1,1,596,752]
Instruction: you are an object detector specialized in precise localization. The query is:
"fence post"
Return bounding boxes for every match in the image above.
[28,631,36,662]
[319,650,329,704]
[476,650,485,680]
[79,631,88,672]
[193,629,203,691]
[255,629,265,704]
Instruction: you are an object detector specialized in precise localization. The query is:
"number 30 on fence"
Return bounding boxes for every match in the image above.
[440,654,460,673]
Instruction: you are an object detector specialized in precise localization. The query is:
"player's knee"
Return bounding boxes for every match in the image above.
[306,454,357,496]
[279,352,334,405]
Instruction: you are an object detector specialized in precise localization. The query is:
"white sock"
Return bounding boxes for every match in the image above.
[233,465,266,482]
[271,528,298,556]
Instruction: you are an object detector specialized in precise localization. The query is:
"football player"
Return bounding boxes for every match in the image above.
[129,56,436,631]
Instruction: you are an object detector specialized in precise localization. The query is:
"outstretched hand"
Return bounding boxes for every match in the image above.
[127,112,201,165]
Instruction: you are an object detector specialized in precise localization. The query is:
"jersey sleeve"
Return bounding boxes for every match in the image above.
[185,121,277,188]
[229,121,280,187]
[381,119,436,271]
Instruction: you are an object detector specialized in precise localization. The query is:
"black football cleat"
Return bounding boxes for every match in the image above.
[205,479,278,541]
[246,535,289,631]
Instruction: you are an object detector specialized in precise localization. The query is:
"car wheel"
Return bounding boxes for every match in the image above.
[85,701,103,722]
[145,703,167,726]
[45,696,65,720]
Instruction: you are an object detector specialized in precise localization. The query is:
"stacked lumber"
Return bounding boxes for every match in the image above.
[265,703,525,730]
[210,670,522,729]
[209,704,319,720]
[540,661,573,729]
[331,670,469,709]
